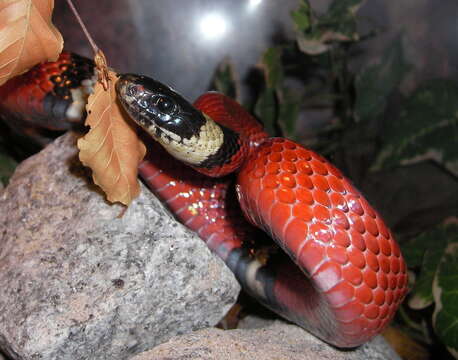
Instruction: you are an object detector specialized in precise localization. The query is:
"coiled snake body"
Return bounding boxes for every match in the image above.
[0,52,408,348]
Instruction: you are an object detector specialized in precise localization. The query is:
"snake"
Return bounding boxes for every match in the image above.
[0,52,408,348]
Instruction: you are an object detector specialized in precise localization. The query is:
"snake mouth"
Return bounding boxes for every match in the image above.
[115,74,152,129]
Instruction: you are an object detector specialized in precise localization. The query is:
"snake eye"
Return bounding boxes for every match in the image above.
[127,85,138,97]
[155,96,176,115]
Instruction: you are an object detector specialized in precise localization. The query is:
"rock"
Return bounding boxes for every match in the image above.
[132,319,401,360]
[0,133,240,360]
[237,314,277,330]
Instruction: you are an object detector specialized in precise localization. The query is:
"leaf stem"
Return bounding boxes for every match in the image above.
[65,0,99,54]
[65,0,110,90]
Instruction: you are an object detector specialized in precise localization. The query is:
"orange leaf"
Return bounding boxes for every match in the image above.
[77,71,146,205]
[0,0,63,85]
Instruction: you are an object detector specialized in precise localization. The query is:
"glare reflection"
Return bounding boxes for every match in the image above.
[199,12,229,41]
[248,0,263,10]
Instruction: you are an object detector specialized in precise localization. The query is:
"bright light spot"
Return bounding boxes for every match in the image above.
[248,0,263,10]
[199,13,229,41]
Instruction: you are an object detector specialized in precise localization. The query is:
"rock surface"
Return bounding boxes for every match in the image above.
[132,318,401,360]
[0,133,240,360]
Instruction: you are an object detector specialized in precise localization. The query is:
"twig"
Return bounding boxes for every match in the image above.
[65,0,99,54]
[65,0,110,90]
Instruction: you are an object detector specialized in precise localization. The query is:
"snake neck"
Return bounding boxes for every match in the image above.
[189,92,270,177]
[138,109,247,178]
[185,114,251,178]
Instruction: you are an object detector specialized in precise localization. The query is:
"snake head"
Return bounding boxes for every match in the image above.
[116,74,205,140]
[116,73,226,168]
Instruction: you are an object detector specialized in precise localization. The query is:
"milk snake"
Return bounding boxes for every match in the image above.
[0,52,408,348]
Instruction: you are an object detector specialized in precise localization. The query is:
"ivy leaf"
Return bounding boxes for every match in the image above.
[254,88,277,137]
[256,47,283,137]
[323,0,365,39]
[407,227,449,309]
[279,89,300,139]
[374,79,458,175]
[261,47,284,89]
[291,0,312,32]
[258,47,300,138]
[361,161,458,240]
[432,224,458,356]
[294,0,365,55]
[355,36,410,123]
[401,232,432,269]
[209,58,240,102]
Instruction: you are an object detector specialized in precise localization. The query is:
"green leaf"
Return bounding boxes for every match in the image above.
[296,33,331,56]
[278,89,300,139]
[361,161,458,235]
[261,47,284,90]
[291,0,312,32]
[254,88,278,137]
[295,0,365,55]
[433,224,458,355]
[374,79,458,174]
[402,233,433,269]
[327,0,365,16]
[279,102,299,139]
[355,36,410,123]
[209,58,240,101]
[407,228,449,309]
[322,0,365,39]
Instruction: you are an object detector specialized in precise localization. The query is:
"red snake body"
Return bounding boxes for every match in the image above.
[0,52,95,143]
[0,53,408,348]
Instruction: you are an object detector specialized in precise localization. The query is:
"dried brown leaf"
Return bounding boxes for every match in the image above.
[0,0,63,85]
[78,71,146,205]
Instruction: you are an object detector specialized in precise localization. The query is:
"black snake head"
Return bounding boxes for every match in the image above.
[116,73,225,167]
[116,73,206,141]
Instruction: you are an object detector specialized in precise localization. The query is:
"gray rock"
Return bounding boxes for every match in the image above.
[237,314,277,330]
[132,319,401,360]
[0,132,240,360]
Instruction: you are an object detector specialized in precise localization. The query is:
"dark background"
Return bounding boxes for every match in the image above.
[53,0,458,102]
